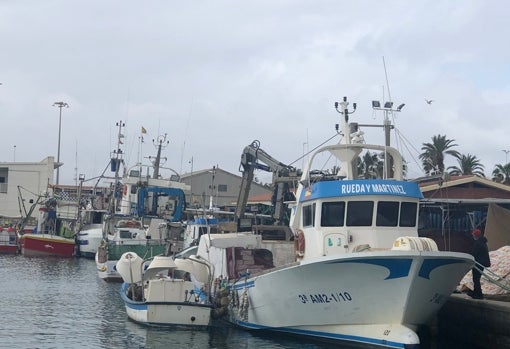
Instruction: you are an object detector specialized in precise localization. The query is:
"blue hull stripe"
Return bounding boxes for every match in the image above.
[230,257,466,286]
[236,320,406,349]
[328,258,413,279]
[231,280,255,290]
[418,259,466,279]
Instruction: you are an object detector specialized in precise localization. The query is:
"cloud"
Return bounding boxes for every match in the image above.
[1,0,509,184]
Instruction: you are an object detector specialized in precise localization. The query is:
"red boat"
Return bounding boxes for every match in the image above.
[19,233,75,257]
[17,194,77,258]
[0,227,19,255]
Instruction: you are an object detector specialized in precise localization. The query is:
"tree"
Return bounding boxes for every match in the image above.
[492,163,510,185]
[419,135,460,175]
[448,154,485,177]
[356,151,384,179]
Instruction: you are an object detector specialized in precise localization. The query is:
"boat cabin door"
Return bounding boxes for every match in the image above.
[323,232,349,255]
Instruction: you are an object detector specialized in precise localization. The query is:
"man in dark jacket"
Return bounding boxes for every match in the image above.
[468,228,490,299]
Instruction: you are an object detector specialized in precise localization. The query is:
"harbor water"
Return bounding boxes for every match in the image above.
[0,255,473,349]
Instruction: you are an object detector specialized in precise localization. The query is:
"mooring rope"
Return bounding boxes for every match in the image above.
[474,261,510,293]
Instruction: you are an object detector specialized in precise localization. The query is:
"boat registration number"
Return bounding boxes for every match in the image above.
[298,292,352,304]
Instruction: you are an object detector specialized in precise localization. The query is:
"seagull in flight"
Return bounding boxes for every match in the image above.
[425,99,434,105]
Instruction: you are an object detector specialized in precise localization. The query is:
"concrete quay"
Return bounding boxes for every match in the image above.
[435,293,510,348]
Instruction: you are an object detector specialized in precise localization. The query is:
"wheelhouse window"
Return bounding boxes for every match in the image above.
[321,202,345,227]
[303,203,316,227]
[376,201,399,227]
[346,201,373,226]
[399,202,418,227]
[119,230,136,239]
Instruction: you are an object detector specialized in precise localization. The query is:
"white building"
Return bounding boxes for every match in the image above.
[0,157,56,219]
[180,166,272,209]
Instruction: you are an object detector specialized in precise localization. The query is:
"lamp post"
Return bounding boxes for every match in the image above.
[53,101,69,185]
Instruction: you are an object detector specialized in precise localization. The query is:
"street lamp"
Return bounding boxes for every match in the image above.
[53,101,69,185]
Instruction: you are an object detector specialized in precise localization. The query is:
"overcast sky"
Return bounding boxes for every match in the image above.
[1,1,509,185]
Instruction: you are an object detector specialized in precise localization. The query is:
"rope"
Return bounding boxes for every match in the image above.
[474,261,510,293]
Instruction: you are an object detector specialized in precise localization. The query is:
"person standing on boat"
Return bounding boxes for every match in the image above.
[469,228,490,299]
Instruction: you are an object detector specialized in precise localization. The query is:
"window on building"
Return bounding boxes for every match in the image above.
[218,184,227,192]
[0,174,6,193]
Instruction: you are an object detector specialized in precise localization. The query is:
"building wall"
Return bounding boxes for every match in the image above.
[0,157,55,219]
[181,168,271,209]
[424,187,510,200]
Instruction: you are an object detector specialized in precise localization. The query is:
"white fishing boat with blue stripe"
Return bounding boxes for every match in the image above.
[116,252,213,327]
[202,97,474,349]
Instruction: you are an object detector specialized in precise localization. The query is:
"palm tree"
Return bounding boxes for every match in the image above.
[419,135,460,175]
[448,154,485,177]
[492,163,510,184]
[356,151,383,179]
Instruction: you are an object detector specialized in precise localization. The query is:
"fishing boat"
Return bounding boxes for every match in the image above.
[75,208,108,259]
[95,126,189,281]
[95,216,178,281]
[0,227,18,254]
[19,196,76,258]
[183,215,220,247]
[200,97,475,348]
[116,251,213,326]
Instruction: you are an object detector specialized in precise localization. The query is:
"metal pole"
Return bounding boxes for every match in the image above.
[384,113,392,178]
[57,106,62,185]
[503,150,510,164]
[189,157,193,205]
[53,102,69,186]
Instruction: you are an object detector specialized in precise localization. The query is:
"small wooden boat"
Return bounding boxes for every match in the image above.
[0,227,19,255]
[19,196,76,258]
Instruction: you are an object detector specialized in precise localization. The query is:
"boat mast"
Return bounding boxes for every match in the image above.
[334,96,357,145]
[333,96,358,178]
[151,134,169,179]
[111,120,125,212]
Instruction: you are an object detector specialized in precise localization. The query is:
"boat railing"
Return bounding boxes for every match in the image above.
[302,143,404,183]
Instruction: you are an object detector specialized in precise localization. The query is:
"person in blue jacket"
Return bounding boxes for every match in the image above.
[468,228,490,299]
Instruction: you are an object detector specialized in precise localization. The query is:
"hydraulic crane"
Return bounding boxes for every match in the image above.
[234,140,298,226]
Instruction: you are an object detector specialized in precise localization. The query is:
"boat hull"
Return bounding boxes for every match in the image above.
[76,225,103,259]
[0,244,18,255]
[0,229,19,254]
[226,250,474,348]
[20,234,75,258]
[120,283,212,326]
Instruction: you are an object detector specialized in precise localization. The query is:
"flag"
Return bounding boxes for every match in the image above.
[141,126,147,134]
